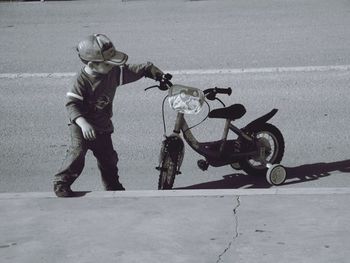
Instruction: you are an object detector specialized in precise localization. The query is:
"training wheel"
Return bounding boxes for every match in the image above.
[266,164,287,186]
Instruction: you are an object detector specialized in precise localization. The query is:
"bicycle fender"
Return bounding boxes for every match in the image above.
[164,135,184,153]
[244,109,278,131]
[162,135,184,162]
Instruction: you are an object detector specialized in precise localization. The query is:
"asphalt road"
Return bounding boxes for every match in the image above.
[0,0,350,73]
[1,70,349,192]
[0,0,349,192]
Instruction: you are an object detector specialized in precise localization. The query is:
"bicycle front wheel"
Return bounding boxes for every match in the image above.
[158,153,177,190]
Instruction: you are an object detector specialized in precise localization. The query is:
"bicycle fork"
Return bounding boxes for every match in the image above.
[156,134,184,175]
[157,112,186,173]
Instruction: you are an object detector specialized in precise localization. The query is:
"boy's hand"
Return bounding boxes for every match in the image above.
[146,64,164,80]
[75,117,96,141]
[81,123,96,141]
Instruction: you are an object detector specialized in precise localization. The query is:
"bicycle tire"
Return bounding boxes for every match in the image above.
[240,123,285,176]
[158,153,177,190]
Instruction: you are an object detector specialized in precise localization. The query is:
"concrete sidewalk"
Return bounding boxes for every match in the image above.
[0,188,349,263]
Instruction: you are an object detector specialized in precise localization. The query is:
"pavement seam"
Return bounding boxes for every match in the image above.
[216,195,240,263]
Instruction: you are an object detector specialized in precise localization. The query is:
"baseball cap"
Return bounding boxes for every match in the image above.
[77,34,128,65]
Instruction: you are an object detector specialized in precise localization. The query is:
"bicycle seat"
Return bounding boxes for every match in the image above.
[208,104,246,120]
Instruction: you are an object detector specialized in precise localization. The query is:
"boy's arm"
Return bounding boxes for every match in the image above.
[75,116,96,141]
[66,77,86,122]
[121,62,163,85]
[66,76,96,140]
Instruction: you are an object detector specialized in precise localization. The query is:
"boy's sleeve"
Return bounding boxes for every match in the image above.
[65,76,87,123]
[121,62,163,85]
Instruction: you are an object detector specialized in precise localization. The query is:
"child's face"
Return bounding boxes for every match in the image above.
[90,62,114,74]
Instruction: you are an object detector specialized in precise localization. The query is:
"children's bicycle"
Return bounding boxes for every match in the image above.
[145,74,287,190]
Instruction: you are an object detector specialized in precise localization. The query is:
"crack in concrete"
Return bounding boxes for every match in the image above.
[216,195,241,263]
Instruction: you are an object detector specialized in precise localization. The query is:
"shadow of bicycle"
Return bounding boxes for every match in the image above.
[176,159,350,190]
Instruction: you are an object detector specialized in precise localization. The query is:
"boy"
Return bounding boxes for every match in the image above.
[53,33,164,197]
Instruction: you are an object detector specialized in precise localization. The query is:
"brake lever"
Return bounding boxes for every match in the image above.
[144,80,171,91]
[144,85,159,91]
[215,98,226,107]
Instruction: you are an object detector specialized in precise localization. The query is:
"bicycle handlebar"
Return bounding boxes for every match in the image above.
[215,87,232,95]
[145,73,173,91]
[145,74,232,102]
[203,87,232,100]
[158,73,173,90]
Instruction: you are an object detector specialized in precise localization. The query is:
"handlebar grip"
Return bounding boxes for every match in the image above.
[215,87,232,96]
[158,73,173,90]
[164,73,173,80]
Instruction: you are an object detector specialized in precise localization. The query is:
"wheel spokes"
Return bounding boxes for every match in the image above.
[248,131,279,168]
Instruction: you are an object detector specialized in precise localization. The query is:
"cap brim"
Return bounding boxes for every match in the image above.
[105,52,128,66]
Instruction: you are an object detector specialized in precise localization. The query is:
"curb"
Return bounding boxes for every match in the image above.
[1,188,350,199]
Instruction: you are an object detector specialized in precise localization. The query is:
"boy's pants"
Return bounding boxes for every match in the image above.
[54,124,121,190]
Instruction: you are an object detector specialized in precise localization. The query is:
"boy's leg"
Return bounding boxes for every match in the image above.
[91,133,125,191]
[53,124,88,197]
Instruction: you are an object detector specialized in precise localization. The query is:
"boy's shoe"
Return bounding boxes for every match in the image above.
[115,182,125,191]
[54,182,74,197]
[106,182,125,191]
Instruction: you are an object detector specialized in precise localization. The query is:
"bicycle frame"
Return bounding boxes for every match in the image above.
[170,112,253,163]
[168,106,278,166]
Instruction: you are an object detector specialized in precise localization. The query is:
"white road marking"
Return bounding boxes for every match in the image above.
[170,64,350,75]
[0,72,76,79]
[0,65,350,79]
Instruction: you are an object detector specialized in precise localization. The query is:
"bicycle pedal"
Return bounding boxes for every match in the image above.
[197,159,209,171]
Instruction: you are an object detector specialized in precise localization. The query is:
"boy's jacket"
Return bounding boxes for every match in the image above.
[66,62,155,133]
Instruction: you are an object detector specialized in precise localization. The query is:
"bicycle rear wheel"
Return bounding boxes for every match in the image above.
[240,123,285,176]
